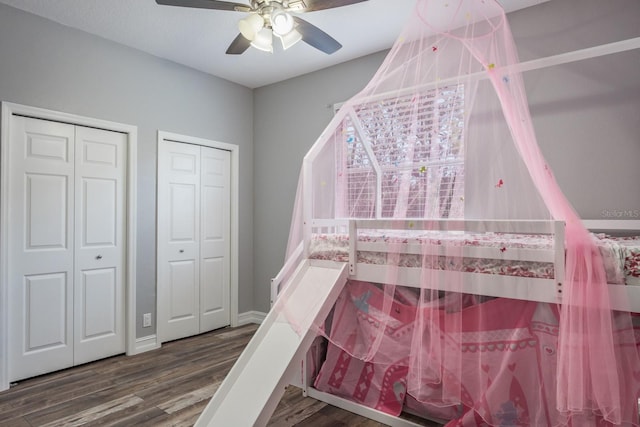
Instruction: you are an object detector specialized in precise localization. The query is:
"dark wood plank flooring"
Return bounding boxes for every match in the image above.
[0,324,440,426]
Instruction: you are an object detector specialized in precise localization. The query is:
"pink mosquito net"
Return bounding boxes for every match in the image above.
[279,0,640,425]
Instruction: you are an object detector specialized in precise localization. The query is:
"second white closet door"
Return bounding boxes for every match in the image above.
[158,141,230,343]
[200,146,231,332]
[158,141,201,341]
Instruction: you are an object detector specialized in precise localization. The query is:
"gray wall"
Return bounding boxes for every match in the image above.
[0,3,255,337]
[252,0,640,313]
[253,52,387,313]
[510,0,640,219]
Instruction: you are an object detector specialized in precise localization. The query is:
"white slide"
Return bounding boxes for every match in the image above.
[195,259,348,427]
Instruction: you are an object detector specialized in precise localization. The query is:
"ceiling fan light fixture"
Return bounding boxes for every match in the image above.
[238,13,264,41]
[271,10,295,36]
[157,0,352,56]
[251,27,273,53]
[278,28,302,50]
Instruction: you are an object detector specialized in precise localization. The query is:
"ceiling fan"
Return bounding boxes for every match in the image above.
[156,0,369,55]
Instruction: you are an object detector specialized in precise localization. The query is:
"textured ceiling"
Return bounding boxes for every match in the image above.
[0,0,551,88]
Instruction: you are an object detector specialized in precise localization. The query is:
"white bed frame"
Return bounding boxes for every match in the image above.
[271,218,640,426]
[275,219,640,311]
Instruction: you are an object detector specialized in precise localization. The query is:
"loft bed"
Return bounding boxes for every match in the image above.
[267,42,640,426]
[271,218,640,426]
[264,1,640,424]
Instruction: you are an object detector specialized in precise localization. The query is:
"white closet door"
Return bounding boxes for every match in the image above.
[200,147,231,331]
[158,141,201,342]
[8,117,76,381]
[73,126,126,365]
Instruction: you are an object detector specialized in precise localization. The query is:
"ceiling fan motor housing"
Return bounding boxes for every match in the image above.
[249,0,307,12]
[156,0,360,55]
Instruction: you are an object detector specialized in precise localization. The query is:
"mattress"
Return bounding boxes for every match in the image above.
[308,230,640,285]
[596,234,640,285]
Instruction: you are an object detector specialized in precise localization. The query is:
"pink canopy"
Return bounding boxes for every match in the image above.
[283,1,640,425]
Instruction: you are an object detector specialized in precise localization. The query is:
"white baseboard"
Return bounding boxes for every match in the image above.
[131,314,263,354]
[131,334,160,354]
[238,311,267,325]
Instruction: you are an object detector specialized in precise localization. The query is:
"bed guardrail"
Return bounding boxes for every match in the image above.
[348,219,565,288]
[270,242,303,307]
[272,220,350,305]
[308,218,350,234]
[276,219,640,311]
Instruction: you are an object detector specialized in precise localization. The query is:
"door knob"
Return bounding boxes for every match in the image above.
[96,255,103,260]
[179,249,184,253]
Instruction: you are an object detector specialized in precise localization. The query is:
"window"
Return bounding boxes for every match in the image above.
[337,84,465,219]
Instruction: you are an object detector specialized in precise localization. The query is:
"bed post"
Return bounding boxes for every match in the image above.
[554,220,565,301]
[349,220,357,276]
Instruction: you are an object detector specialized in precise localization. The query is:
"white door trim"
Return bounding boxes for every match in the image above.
[156,131,239,338]
[0,102,138,391]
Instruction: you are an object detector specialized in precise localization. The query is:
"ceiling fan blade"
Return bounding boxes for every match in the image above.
[297,0,369,12]
[293,16,342,54]
[155,0,251,12]
[226,33,251,54]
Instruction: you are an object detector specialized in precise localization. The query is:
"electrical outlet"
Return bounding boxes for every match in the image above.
[143,313,152,328]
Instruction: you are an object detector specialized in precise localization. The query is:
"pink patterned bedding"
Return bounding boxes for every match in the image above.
[308,231,640,285]
[596,234,640,286]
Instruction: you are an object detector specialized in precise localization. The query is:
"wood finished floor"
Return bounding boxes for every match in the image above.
[0,324,440,426]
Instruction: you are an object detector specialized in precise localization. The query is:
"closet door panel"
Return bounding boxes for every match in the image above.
[26,174,68,249]
[9,117,75,381]
[74,126,126,365]
[201,257,224,319]
[24,273,68,350]
[169,260,198,319]
[80,268,117,338]
[82,178,117,245]
[170,183,198,243]
[199,147,230,332]
[158,141,201,342]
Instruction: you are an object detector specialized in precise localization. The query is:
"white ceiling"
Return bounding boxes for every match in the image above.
[0,0,550,89]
